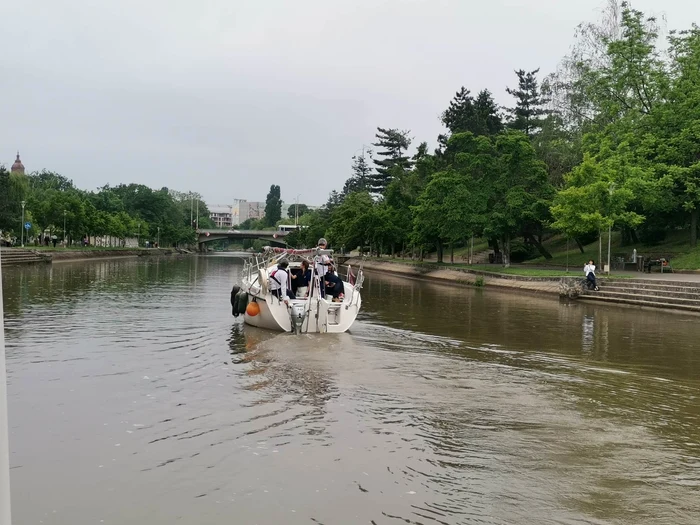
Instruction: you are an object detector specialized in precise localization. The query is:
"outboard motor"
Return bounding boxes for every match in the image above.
[289,302,307,335]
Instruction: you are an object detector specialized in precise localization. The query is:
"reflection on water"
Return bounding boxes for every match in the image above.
[3,257,700,524]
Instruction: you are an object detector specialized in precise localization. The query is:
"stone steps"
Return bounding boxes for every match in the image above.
[579,277,700,313]
[585,289,700,308]
[0,248,51,265]
[580,294,700,314]
[601,285,700,298]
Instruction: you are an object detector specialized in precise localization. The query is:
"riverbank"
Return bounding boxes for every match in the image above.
[346,257,563,296]
[50,247,183,263]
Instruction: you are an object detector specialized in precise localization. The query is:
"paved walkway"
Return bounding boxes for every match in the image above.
[604,270,700,282]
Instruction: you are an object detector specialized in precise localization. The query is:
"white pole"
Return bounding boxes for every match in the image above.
[20,201,26,248]
[607,222,612,275]
[196,198,199,229]
[0,253,13,525]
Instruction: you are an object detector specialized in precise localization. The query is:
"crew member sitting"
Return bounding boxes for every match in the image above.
[269,259,294,302]
[291,259,312,298]
[324,265,345,302]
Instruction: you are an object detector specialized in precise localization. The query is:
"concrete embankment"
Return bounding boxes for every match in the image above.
[50,248,181,263]
[344,258,562,296]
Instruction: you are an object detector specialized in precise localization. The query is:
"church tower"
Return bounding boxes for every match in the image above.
[11,151,25,175]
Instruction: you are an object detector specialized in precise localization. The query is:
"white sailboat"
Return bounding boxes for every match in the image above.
[232,247,364,334]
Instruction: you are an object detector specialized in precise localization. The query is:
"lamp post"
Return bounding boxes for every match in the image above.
[137,223,141,247]
[63,210,67,247]
[20,200,26,247]
[157,227,160,248]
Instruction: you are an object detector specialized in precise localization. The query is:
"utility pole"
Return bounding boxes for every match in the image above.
[190,192,193,228]
[63,210,67,247]
[196,197,199,229]
[157,226,160,247]
[20,200,26,247]
[295,194,301,227]
[137,223,141,247]
[0,252,13,525]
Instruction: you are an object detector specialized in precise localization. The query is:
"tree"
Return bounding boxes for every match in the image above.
[371,128,413,195]
[484,131,554,266]
[506,68,549,136]
[442,87,504,137]
[328,192,376,253]
[287,203,310,219]
[646,26,700,246]
[264,184,282,227]
[343,149,373,195]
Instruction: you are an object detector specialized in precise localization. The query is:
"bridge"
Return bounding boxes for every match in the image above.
[196,229,290,250]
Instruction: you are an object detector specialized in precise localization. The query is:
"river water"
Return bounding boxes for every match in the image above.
[2,255,699,525]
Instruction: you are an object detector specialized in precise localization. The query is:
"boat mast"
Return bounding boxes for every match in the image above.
[0,256,12,525]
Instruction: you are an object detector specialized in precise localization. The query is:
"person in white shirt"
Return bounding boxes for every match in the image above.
[583,259,599,291]
[269,259,293,303]
[314,238,331,298]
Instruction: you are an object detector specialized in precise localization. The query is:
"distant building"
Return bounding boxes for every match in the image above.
[11,151,25,175]
[232,199,266,225]
[209,205,233,229]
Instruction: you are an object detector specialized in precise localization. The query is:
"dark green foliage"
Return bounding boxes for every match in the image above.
[506,68,549,136]
[371,128,413,195]
[264,185,282,227]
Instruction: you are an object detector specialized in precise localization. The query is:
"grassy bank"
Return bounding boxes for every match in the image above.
[423,229,700,271]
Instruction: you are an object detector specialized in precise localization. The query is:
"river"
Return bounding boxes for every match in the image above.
[2,255,699,524]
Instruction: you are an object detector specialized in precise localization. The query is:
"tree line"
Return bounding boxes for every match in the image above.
[0,168,214,246]
[288,1,700,264]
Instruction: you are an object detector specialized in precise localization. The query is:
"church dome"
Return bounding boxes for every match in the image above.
[11,151,25,174]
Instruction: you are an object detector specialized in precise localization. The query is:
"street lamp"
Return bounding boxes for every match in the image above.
[295,194,301,227]
[157,226,160,248]
[20,200,26,247]
[63,210,67,247]
[137,223,141,247]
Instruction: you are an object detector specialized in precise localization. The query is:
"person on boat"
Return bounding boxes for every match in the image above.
[291,259,312,298]
[269,259,294,302]
[314,238,331,298]
[324,265,345,302]
[584,259,599,291]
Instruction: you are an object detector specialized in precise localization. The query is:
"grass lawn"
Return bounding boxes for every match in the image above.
[524,229,700,270]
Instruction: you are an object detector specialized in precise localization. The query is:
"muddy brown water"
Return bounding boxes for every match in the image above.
[2,255,699,524]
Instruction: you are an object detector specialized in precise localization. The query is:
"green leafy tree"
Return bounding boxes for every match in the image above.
[287,203,310,219]
[264,184,282,227]
[343,149,373,195]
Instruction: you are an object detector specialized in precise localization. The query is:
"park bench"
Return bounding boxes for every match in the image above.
[641,254,674,273]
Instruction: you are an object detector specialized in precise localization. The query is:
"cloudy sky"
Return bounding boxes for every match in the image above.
[3,0,698,207]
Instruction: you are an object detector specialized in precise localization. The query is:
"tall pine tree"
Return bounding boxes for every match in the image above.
[474,89,503,136]
[506,68,548,136]
[371,128,412,195]
[440,87,502,137]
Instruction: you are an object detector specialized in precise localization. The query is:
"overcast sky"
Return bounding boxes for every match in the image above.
[3,0,698,207]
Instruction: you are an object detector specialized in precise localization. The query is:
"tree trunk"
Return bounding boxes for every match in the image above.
[419,248,424,262]
[503,234,511,268]
[692,208,699,247]
[526,234,552,259]
[450,244,454,264]
[574,237,585,253]
[598,230,602,267]
[436,240,444,264]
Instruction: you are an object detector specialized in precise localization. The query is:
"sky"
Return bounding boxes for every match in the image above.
[3,0,699,208]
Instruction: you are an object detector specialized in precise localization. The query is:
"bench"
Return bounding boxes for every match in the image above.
[641,255,674,273]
